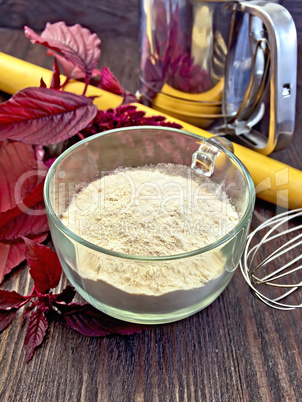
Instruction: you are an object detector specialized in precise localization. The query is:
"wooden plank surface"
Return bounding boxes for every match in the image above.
[0,1,301,401]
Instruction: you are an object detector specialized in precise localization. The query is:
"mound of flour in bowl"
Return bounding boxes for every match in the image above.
[61,163,240,296]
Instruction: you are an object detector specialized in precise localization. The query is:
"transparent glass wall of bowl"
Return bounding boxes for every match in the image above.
[44,126,255,324]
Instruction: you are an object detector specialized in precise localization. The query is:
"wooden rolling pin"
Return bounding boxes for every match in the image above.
[0,52,301,210]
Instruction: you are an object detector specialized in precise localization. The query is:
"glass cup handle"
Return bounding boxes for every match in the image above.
[191,136,234,177]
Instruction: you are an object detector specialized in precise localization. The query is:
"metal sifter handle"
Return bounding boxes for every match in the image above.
[236,1,297,155]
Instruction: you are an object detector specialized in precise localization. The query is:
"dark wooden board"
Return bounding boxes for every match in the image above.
[0,1,301,401]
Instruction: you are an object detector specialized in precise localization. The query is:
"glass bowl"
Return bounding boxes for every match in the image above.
[44,126,255,324]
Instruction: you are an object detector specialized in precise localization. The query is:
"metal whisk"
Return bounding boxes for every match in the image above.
[240,208,302,310]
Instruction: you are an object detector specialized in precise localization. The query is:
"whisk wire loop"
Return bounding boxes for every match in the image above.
[240,208,302,310]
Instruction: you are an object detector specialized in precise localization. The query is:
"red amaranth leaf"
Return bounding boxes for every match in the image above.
[99,67,124,96]
[22,238,62,294]
[0,141,49,283]
[24,307,49,362]
[0,233,48,284]
[53,285,76,304]
[98,67,137,104]
[0,309,17,332]
[47,50,86,81]
[40,78,47,88]
[0,182,45,229]
[0,141,46,214]
[25,22,101,83]
[43,157,57,168]
[0,87,97,145]
[58,303,148,337]
[0,289,26,309]
[0,202,48,241]
[50,57,61,89]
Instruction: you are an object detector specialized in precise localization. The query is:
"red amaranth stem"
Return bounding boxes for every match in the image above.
[16,286,37,309]
[60,76,70,90]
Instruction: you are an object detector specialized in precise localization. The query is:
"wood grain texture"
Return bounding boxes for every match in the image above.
[0,1,301,401]
[0,0,139,35]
